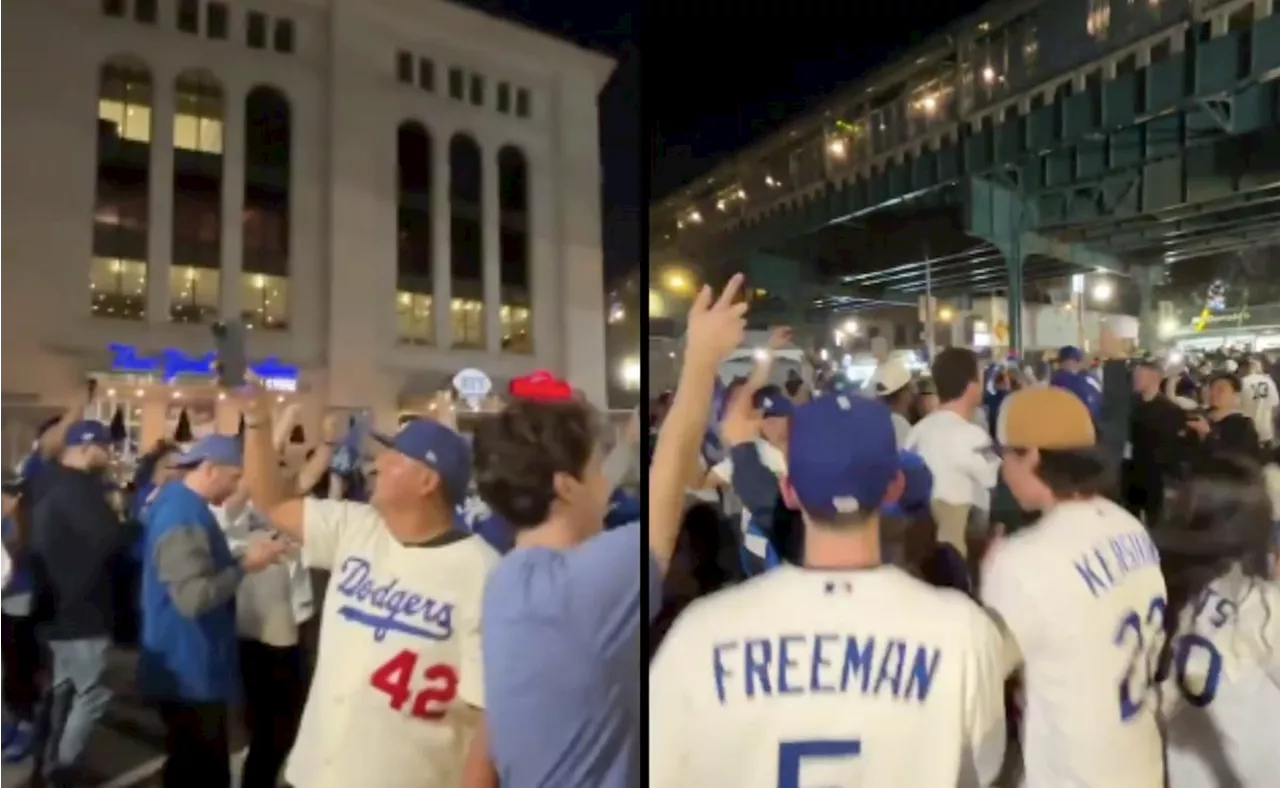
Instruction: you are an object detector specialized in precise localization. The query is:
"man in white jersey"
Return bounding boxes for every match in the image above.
[983,386,1167,787]
[1239,358,1278,445]
[650,392,1007,788]
[242,393,499,788]
[1158,456,1280,788]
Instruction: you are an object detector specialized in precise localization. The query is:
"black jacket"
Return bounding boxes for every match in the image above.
[29,464,125,641]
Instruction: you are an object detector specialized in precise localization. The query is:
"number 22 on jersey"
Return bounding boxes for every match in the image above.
[1114,595,1166,721]
[369,649,459,719]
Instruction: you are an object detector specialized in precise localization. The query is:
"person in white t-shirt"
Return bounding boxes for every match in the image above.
[867,358,915,448]
[242,393,499,788]
[983,386,1167,788]
[905,348,1000,559]
[1156,454,1280,788]
[650,392,1007,788]
[1239,358,1278,445]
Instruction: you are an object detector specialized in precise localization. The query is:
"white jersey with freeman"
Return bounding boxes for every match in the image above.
[287,499,500,788]
[1162,571,1280,788]
[981,498,1167,788]
[1239,372,1278,443]
[649,564,1007,788]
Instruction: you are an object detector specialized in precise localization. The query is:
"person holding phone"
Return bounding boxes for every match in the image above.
[1187,373,1260,459]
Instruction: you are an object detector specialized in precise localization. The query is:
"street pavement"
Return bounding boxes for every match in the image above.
[1,648,247,787]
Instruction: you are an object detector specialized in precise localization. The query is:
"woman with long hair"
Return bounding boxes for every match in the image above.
[1156,453,1280,788]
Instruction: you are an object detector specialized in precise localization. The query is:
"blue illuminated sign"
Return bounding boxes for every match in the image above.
[107,343,299,384]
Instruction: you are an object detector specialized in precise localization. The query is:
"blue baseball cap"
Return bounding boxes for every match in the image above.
[887,451,933,515]
[787,394,901,519]
[1058,345,1083,363]
[64,420,112,448]
[753,385,793,418]
[373,419,472,505]
[173,434,243,468]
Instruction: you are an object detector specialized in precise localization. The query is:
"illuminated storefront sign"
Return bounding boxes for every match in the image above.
[106,343,300,391]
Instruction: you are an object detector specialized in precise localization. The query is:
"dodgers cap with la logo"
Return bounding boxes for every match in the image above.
[63,420,112,448]
[786,394,900,520]
[373,418,472,505]
[752,384,794,418]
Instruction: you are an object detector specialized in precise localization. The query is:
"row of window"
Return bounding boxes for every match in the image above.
[88,257,532,352]
[395,52,532,119]
[102,0,295,54]
[91,56,533,354]
[90,258,290,327]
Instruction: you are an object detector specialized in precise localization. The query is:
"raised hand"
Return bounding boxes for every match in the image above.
[684,273,749,369]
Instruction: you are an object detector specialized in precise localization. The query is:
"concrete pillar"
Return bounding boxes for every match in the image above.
[219,88,245,322]
[147,74,175,324]
[482,144,502,354]
[431,131,452,348]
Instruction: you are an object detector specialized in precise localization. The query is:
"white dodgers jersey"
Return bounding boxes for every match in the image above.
[1162,571,1280,788]
[649,564,1007,788]
[288,499,500,788]
[1239,373,1279,443]
[981,498,1167,788]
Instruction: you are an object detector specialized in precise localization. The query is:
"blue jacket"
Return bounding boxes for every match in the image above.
[137,482,240,702]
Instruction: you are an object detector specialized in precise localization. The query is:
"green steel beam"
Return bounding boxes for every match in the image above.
[965,178,1128,275]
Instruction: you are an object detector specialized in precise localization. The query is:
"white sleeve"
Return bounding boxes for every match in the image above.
[962,430,1002,492]
[1268,381,1279,409]
[959,605,1009,788]
[709,456,732,483]
[979,545,1035,677]
[456,546,499,709]
[648,617,697,788]
[301,499,376,571]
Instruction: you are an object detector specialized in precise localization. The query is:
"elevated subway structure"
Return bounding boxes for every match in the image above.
[651,0,1280,352]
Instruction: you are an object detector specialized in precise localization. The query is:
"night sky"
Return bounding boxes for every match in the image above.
[464,0,985,282]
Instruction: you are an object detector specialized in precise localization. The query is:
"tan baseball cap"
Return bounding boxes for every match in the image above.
[996,386,1096,449]
[867,359,912,396]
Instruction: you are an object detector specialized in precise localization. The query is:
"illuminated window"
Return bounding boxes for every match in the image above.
[99,62,153,144]
[174,72,224,154]
[500,304,532,354]
[396,291,434,345]
[242,273,289,330]
[451,299,484,348]
[169,264,220,323]
[90,257,147,320]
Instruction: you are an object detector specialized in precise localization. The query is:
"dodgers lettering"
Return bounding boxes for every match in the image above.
[335,557,454,642]
[712,634,941,705]
[1073,531,1160,597]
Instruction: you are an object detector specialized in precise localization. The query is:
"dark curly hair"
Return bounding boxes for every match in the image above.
[472,398,601,528]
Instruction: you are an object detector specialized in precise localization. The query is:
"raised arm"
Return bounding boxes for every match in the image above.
[240,389,306,541]
[648,274,748,575]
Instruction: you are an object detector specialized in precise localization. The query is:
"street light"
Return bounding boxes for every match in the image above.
[620,357,641,390]
[842,319,858,334]
[1092,280,1113,302]
[661,268,694,295]
[938,306,954,322]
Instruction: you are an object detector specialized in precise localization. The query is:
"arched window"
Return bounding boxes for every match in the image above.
[498,146,531,354]
[91,57,153,320]
[396,120,434,345]
[242,85,292,330]
[449,134,484,348]
[170,70,225,323]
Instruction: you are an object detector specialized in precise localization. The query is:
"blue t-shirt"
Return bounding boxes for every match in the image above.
[481,523,661,788]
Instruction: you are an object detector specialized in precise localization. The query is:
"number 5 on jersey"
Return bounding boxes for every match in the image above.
[777,739,861,788]
[370,649,459,719]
